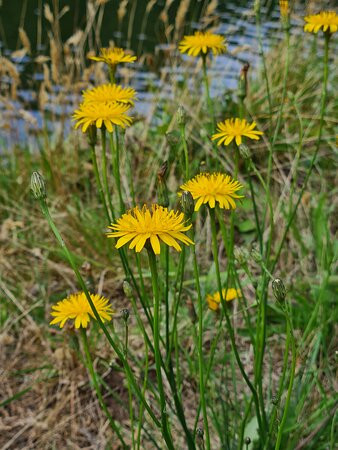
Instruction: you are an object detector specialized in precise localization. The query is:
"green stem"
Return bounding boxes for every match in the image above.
[191,226,210,450]
[101,128,115,221]
[202,55,215,132]
[209,207,265,440]
[147,248,175,450]
[270,33,330,273]
[90,142,110,223]
[164,245,170,359]
[39,199,160,428]
[275,309,296,449]
[180,123,189,181]
[109,131,125,216]
[80,328,127,448]
[136,341,149,449]
[124,318,135,449]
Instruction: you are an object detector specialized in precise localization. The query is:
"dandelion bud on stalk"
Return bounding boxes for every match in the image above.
[279,0,290,30]
[176,105,187,126]
[180,190,194,219]
[122,280,133,299]
[272,278,286,303]
[239,143,251,160]
[234,245,249,266]
[157,161,169,208]
[251,244,262,263]
[121,308,130,323]
[30,171,46,200]
[238,63,250,101]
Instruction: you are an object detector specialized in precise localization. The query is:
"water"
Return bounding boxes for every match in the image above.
[0,0,330,148]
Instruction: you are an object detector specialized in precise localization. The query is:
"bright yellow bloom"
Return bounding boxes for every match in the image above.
[107,204,194,254]
[89,47,137,66]
[304,11,338,34]
[179,31,226,57]
[180,173,244,211]
[279,0,289,19]
[83,84,136,106]
[207,288,241,311]
[50,292,113,329]
[73,101,132,133]
[211,118,263,147]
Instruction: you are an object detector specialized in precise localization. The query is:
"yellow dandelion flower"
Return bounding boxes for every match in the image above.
[211,118,263,147]
[207,288,241,311]
[180,173,244,211]
[279,0,289,19]
[179,31,227,57]
[73,101,132,133]
[304,11,338,34]
[83,84,136,106]
[50,292,113,329]
[89,47,137,66]
[107,204,194,255]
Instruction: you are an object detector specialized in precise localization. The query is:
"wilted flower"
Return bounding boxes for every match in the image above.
[206,288,241,311]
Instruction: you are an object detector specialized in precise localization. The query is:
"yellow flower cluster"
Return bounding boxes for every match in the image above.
[72,47,137,133]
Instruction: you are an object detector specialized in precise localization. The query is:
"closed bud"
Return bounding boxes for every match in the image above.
[196,427,204,439]
[180,191,194,218]
[271,394,279,405]
[30,171,46,200]
[176,105,187,126]
[272,278,286,303]
[121,308,130,322]
[157,163,169,208]
[251,244,262,263]
[199,160,207,172]
[238,63,249,100]
[157,161,168,181]
[245,437,251,445]
[234,245,249,265]
[239,143,251,160]
[123,280,133,299]
[166,131,180,147]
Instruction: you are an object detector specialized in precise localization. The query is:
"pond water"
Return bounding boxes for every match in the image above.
[0,0,331,148]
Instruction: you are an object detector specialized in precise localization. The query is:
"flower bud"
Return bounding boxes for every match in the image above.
[196,427,204,439]
[272,278,286,303]
[251,244,262,263]
[166,131,180,147]
[271,394,279,405]
[123,280,133,299]
[180,191,194,218]
[237,63,249,100]
[30,171,46,200]
[234,246,249,266]
[121,308,130,322]
[176,105,187,126]
[239,143,251,160]
[245,437,251,445]
[157,162,169,208]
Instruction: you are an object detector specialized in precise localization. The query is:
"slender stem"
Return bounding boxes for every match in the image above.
[270,33,330,273]
[90,142,110,223]
[180,124,189,181]
[124,318,135,449]
[275,308,296,449]
[109,131,124,216]
[201,55,215,131]
[80,328,128,448]
[39,199,160,427]
[101,128,115,221]
[136,341,149,449]
[191,227,210,450]
[164,245,170,359]
[209,207,264,440]
[147,248,175,450]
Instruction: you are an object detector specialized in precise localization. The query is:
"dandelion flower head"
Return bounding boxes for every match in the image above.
[83,84,136,106]
[304,11,338,34]
[50,292,113,329]
[107,204,194,254]
[179,31,226,57]
[212,118,263,147]
[207,288,241,311]
[73,101,132,133]
[89,47,137,66]
[180,173,244,211]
